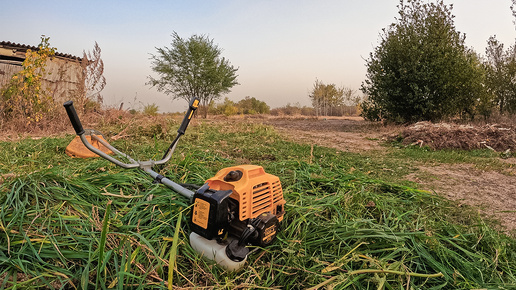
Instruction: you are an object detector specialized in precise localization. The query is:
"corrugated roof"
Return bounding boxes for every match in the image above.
[0,41,82,61]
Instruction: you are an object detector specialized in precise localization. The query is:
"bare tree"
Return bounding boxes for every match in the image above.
[75,42,106,112]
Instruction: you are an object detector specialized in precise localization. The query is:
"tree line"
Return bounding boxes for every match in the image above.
[148,32,364,118]
[7,0,515,125]
[149,0,516,123]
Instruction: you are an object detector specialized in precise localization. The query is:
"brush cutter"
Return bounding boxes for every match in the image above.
[63,98,286,271]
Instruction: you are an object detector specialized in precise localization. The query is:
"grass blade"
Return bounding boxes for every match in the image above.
[97,200,112,288]
[168,212,182,289]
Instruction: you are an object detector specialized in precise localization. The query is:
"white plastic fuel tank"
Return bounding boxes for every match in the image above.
[189,232,247,271]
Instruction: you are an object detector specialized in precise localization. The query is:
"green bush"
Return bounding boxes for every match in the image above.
[143,103,159,116]
[361,0,488,123]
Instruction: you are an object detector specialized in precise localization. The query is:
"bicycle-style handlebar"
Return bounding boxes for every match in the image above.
[63,101,85,135]
[62,98,200,199]
[178,97,200,135]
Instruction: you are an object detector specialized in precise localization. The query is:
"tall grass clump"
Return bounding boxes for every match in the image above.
[0,121,514,289]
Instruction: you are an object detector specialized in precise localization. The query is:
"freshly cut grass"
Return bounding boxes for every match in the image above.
[0,121,514,289]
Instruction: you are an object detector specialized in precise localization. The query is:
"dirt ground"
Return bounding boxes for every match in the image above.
[248,116,516,235]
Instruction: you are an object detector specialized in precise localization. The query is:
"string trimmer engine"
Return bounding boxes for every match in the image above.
[190,165,285,268]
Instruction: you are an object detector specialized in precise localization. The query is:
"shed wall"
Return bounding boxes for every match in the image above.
[0,58,83,103]
[0,42,84,103]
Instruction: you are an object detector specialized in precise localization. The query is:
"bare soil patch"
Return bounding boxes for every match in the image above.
[252,115,399,152]
[406,164,516,234]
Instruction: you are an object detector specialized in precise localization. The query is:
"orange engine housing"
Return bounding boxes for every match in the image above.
[205,165,285,222]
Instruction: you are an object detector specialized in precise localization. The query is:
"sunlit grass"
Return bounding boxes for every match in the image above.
[0,121,514,289]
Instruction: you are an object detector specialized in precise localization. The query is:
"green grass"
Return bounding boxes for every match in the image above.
[389,142,515,174]
[0,121,515,289]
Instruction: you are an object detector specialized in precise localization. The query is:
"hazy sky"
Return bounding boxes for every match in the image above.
[2,1,516,112]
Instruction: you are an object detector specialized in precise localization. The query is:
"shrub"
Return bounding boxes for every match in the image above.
[143,103,159,116]
[361,0,488,123]
[0,36,56,125]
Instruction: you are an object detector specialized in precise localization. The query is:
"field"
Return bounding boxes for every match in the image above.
[255,116,516,234]
[0,112,515,289]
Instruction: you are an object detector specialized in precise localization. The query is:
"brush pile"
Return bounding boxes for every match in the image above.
[397,122,516,152]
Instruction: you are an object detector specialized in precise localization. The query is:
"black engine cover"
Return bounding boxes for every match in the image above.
[190,183,232,240]
[251,212,279,247]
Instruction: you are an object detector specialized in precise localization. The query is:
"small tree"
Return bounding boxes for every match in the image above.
[485,37,516,115]
[148,32,239,117]
[361,0,486,123]
[340,87,362,116]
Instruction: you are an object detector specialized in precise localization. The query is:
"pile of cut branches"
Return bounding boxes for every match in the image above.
[397,122,516,151]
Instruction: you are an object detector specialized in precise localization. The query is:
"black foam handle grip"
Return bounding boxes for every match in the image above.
[63,101,85,135]
[178,97,200,135]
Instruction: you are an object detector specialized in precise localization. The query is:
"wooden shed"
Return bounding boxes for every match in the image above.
[0,41,84,103]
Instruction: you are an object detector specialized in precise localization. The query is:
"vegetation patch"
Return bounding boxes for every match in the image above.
[0,121,515,289]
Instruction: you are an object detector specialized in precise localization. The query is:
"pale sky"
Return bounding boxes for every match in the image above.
[2,1,516,112]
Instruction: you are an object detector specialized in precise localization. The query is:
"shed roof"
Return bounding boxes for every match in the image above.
[0,41,82,61]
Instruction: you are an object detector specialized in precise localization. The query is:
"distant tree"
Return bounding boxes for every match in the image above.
[269,103,314,116]
[482,2,516,116]
[148,32,239,118]
[361,0,487,123]
[300,105,315,116]
[220,97,238,116]
[485,37,516,116]
[309,79,344,116]
[207,97,238,116]
[337,87,362,116]
[143,103,159,116]
[281,103,302,115]
[343,87,360,105]
[237,96,270,114]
